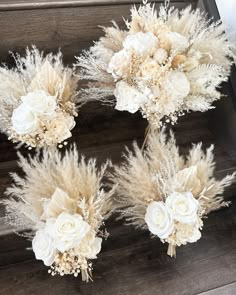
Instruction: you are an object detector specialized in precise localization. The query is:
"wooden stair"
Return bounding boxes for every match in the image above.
[0,0,236,294]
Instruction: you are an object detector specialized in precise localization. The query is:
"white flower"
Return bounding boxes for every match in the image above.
[12,103,39,135]
[123,32,159,55]
[154,48,168,64]
[166,32,189,51]
[166,192,199,225]
[79,232,102,259]
[51,212,90,252]
[175,223,201,244]
[107,49,131,79]
[163,71,190,100]
[42,188,76,220]
[32,228,55,266]
[21,90,57,118]
[138,58,159,77]
[145,201,174,239]
[114,81,148,113]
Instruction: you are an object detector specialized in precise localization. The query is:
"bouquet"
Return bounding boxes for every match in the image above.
[0,47,79,148]
[110,130,235,256]
[3,146,114,281]
[76,1,234,128]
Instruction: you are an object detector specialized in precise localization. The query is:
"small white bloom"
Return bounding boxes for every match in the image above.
[154,48,168,64]
[166,32,189,51]
[139,58,159,77]
[163,70,190,100]
[42,188,76,220]
[123,32,159,55]
[145,201,174,239]
[175,223,201,244]
[21,90,57,118]
[166,192,199,225]
[32,228,56,266]
[12,103,39,135]
[107,49,131,79]
[114,81,148,113]
[51,212,90,252]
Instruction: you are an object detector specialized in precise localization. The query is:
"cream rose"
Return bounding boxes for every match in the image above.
[145,201,174,239]
[32,228,55,266]
[163,71,190,100]
[12,103,39,135]
[139,58,159,77]
[166,192,199,225]
[154,48,168,64]
[21,90,57,118]
[52,212,90,252]
[42,188,76,220]
[79,232,102,259]
[114,81,148,113]
[107,49,131,79]
[123,32,159,55]
[175,223,201,244]
[166,32,189,51]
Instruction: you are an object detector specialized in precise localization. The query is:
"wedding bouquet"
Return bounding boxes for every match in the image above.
[76,1,234,127]
[110,130,235,256]
[3,146,114,281]
[0,47,79,148]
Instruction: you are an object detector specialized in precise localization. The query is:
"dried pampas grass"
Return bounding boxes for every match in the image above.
[110,130,235,256]
[0,47,79,148]
[3,146,115,281]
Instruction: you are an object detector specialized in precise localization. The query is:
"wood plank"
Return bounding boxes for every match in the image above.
[0,0,198,11]
[198,282,236,295]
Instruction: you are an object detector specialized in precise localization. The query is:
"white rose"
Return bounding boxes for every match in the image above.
[166,32,189,51]
[114,81,148,113]
[88,237,102,259]
[145,201,174,239]
[163,70,190,100]
[188,227,201,243]
[52,212,90,252]
[42,188,76,220]
[32,228,55,266]
[123,32,159,55]
[12,103,39,135]
[107,49,131,79]
[21,90,57,118]
[166,192,199,225]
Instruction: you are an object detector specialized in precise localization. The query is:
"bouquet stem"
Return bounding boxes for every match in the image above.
[141,125,151,151]
[167,243,176,258]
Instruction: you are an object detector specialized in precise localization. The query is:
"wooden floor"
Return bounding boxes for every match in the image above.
[0,103,235,295]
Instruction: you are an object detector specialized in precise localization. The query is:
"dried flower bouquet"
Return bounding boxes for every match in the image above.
[3,146,114,281]
[0,47,79,148]
[76,1,234,128]
[110,130,235,257]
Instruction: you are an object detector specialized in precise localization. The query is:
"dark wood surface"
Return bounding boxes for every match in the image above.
[0,0,236,294]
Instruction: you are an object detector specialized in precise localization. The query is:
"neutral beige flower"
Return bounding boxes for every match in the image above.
[138,57,159,77]
[175,223,201,244]
[166,32,189,51]
[154,48,168,64]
